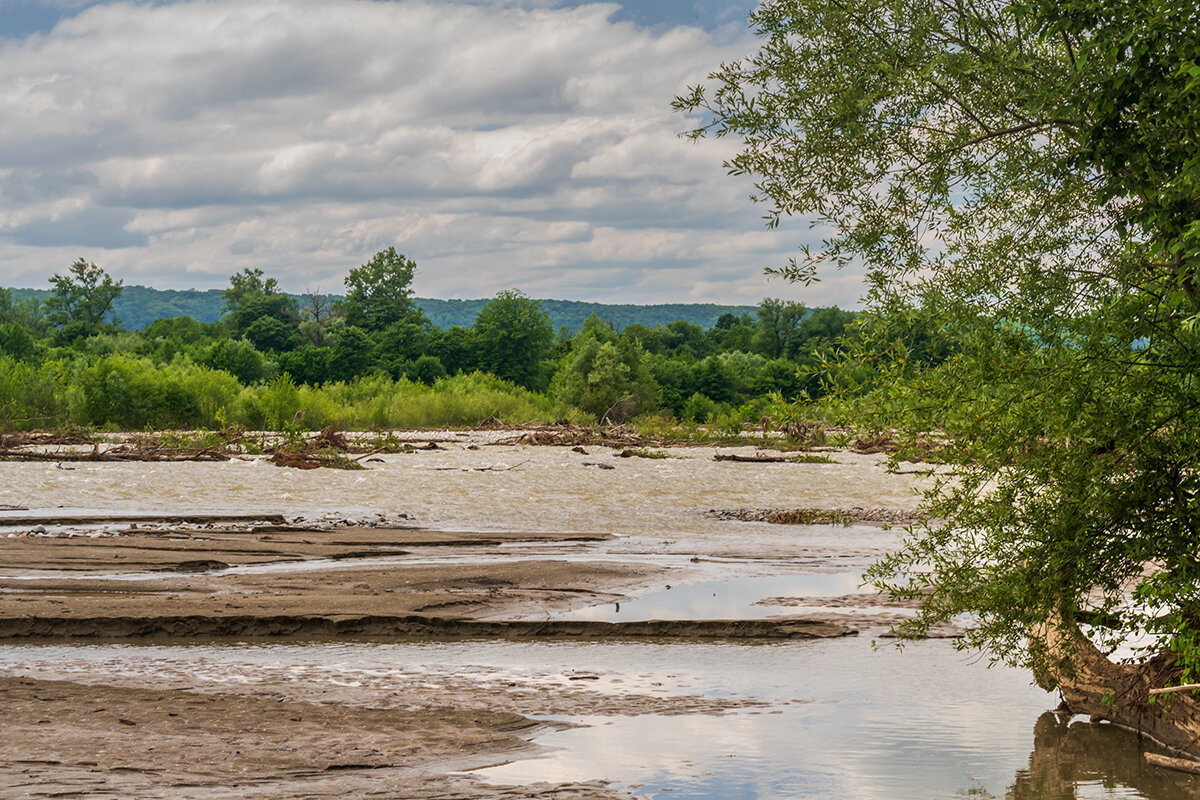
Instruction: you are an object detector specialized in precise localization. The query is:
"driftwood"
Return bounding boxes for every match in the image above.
[0,430,93,447]
[0,449,228,462]
[853,434,896,454]
[1150,683,1200,697]
[491,421,647,449]
[270,450,364,470]
[714,453,788,463]
[431,459,529,472]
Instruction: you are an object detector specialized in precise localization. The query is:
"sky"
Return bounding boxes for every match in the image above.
[0,0,864,306]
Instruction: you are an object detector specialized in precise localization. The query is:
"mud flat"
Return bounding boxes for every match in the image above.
[0,525,717,798]
[1,675,625,800]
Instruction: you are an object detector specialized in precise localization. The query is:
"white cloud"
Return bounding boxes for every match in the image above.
[0,0,864,307]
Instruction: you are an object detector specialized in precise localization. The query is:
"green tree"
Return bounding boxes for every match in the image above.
[223,267,281,312]
[704,312,756,354]
[647,354,698,416]
[374,319,431,378]
[427,326,478,375]
[752,298,806,359]
[143,316,213,345]
[408,354,447,385]
[678,0,1200,750]
[278,344,331,386]
[326,326,375,383]
[222,268,298,339]
[196,338,275,385]
[244,315,301,354]
[658,319,704,358]
[343,248,421,332]
[795,307,855,353]
[690,356,737,405]
[44,259,123,341]
[553,327,659,422]
[143,316,217,365]
[0,288,43,333]
[472,290,555,390]
[0,323,36,361]
[298,288,342,347]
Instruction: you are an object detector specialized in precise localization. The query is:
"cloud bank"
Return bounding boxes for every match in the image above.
[0,0,862,306]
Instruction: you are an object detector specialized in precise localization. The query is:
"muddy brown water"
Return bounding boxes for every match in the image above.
[0,443,1192,799]
[0,447,919,543]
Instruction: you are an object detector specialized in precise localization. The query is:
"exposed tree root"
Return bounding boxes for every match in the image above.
[1038,619,1200,758]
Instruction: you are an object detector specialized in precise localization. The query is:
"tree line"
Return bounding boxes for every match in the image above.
[0,250,887,430]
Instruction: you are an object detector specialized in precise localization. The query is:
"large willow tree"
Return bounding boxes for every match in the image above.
[677,0,1200,749]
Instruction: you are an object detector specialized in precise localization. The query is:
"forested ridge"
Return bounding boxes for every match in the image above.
[7,286,756,333]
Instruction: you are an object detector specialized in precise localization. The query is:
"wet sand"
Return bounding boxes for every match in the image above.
[2,673,676,800]
[0,525,656,622]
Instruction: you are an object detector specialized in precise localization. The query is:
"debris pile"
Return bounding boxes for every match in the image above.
[3,511,414,540]
[492,421,647,449]
[706,507,924,525]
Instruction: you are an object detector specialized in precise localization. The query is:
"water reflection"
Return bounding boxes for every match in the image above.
[1008,712,1200,799]
[472,638,1054,798]
[556,574,867,621]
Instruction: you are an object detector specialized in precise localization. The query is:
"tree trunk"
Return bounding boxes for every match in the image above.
[1037,620,1200,757]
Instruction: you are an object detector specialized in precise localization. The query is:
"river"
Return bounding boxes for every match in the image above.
[0,440,1190,798]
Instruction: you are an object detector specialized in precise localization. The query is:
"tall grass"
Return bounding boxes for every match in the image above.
[309,372,580,429]
[0,354,582,431]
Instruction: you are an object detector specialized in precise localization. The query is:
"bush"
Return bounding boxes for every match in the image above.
[72,355,242,429]
[681,392,719,424]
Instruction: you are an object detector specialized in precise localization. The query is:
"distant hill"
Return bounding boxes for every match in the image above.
[10,286,228,330]
[8,285,758,332]
[414,298,758,332]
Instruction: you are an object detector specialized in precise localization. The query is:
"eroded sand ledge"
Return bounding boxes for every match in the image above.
[0,525,651,620]
[0,615,850,640]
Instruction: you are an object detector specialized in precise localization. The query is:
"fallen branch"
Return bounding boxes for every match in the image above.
[1149,683,1200,696]
[431,459,529,472]
[714,453,788,463]
[351,447,387,462]
[0,449,229,462]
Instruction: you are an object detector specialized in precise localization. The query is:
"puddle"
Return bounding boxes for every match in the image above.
[555,573,868,621]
